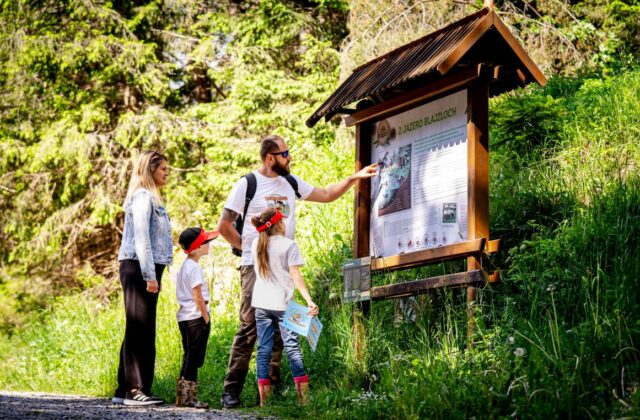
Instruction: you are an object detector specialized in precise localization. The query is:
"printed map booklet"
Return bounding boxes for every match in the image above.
[281,300,323,352]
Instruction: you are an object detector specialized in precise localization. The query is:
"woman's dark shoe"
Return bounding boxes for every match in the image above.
[147,395,164,404]
[124,389,163,406]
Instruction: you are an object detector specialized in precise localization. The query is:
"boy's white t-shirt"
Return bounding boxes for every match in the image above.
[251,235,305,311]
[176,258,210,322]
[223,171,313,266]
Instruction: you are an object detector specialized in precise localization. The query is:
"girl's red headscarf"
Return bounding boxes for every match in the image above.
[256,209,284,232]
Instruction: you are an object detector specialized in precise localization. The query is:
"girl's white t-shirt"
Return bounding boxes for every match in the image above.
[251,235,305,311]
[176,258,210,322]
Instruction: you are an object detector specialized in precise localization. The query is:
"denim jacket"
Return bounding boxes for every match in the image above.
[118,189,173,281]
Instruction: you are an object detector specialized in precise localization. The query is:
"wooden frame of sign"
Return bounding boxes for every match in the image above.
[306,7,546,339]
[349,65,501,328]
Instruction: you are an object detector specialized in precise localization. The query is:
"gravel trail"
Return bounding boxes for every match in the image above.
[0,391,267,419]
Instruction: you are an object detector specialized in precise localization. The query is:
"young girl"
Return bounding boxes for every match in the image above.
[250,207,319,406]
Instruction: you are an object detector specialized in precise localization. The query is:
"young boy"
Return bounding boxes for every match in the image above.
[176,227,218,408]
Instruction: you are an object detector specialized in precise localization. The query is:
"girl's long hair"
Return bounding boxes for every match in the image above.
[251,208,286,279]
[124,150,167,206]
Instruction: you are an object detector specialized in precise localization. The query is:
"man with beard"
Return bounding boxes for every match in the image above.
[217,134,377,408]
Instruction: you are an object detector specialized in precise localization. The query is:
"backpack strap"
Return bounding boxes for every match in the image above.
[284,174,301,199]
[239,172,299,232]
[239,172,257,234]
[230,173,256,257]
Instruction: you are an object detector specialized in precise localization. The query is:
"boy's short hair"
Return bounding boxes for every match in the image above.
[179,227,218,254]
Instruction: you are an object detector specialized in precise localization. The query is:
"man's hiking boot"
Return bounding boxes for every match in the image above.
[220,391,241,408]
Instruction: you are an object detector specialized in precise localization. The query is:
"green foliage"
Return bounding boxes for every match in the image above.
[0,274,241,400]
[0,0,349,331]
[491,90,565,155]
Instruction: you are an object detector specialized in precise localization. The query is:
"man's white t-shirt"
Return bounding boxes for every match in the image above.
[176,258,210,322]
[251,235,305,311]
[224,170,313,265]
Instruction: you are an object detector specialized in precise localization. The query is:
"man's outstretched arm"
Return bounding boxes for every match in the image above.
[306,162,378,203]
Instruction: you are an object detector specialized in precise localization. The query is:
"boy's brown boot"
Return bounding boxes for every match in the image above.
[294,375,309,405]
[185,380,209,409]
[257,379,271,407]
[176,378,189,407]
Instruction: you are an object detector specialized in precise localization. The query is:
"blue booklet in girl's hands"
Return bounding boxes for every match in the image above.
[281,300,323,352]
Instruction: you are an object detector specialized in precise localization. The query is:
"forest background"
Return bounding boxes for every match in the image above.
[1,0,640,418]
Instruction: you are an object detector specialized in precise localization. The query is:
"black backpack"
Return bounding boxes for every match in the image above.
[231,172,302,256]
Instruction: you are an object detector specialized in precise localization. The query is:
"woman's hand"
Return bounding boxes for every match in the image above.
[307,302,319,316]
[146,280,159,293]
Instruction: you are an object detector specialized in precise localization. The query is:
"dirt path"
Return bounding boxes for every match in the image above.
[0,391,266,419]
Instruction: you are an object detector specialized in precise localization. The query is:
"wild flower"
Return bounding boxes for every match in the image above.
[344,390,388,405]
[392,353,405,362]
[514,347,526,357]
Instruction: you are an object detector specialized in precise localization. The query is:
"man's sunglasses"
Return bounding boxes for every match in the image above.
[271,150,289,158]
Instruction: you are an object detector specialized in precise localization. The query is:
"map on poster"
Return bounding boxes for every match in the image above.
[370,89,468,258]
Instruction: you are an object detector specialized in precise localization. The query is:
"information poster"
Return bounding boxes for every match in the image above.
[370,89,468,258]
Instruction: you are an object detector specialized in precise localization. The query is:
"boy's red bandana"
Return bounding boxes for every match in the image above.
[185,228,218,254]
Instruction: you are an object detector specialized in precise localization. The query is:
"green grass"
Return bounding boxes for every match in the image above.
[2,70,640,418]
[0,276,232,400]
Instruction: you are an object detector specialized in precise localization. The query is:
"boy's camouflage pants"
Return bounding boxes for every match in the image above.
[223,265,283,396]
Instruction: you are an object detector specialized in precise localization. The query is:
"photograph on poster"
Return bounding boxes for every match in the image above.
[377,144,412,216]
[374,119,395,147]
[442,203,457,223]
[370,89,468,259]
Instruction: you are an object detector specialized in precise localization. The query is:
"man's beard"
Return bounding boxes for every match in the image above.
[273,160,290,176]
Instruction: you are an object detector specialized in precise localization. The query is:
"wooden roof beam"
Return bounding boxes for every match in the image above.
[345,65,481,127]
[492,12,547,86]
[436,12,494,75]
[437,10,546,87]
[324,107,356,122]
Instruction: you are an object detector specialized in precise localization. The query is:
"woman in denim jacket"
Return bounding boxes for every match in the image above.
[113,150,172,406]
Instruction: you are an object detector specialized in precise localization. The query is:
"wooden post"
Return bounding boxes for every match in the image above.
[466,82,490,340]
[354,122,372,316]
[352,122,372,358]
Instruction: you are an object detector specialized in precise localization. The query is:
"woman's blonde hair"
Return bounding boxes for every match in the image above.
[251,207,286,279]
[124,150,168,206]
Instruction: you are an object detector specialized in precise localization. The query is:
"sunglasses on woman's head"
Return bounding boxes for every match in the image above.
[271,150,289,158]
